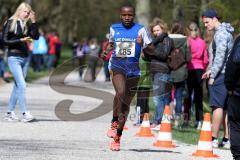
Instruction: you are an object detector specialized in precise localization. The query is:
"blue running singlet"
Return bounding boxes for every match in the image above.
[108,23,152,77]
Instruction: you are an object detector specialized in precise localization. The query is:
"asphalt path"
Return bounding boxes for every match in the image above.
[0,70,232,160]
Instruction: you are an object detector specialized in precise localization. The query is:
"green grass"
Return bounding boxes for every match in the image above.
[26,68,48,82]
[149,97,203,145]
[147,88,225,145]
[57,47,73,65]
[171,120,225,145]
[172,127,200,145]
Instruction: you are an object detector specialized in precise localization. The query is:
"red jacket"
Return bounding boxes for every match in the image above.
[48,34,60,55]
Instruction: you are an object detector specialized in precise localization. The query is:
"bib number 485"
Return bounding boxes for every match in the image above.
[116,41,135,57]
[118,48,131,55]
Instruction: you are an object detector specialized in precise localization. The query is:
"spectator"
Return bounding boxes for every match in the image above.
[2,2,39,122]
[54,32,61,67]
[71,37,79,67]
[145,18,173,129]
[202,9,234,148]
[47,32,59,73]
[86,38,100,82]
[225,35,240,160]
[32,29,48,72]
[169,22,191,128]
[76,38,89,80]
[184,22,208,129]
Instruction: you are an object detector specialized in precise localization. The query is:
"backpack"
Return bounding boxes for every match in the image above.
[167,45,185,70]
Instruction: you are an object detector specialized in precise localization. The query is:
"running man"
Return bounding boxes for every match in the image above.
[102,4,156,151]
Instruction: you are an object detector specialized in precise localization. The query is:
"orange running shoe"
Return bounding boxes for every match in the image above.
[107,121,118,138]
[110,135,121,151]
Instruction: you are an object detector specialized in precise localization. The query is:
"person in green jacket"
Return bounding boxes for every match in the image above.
[168,22,191,128]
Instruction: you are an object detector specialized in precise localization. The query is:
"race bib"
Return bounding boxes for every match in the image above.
[115,42,135,57]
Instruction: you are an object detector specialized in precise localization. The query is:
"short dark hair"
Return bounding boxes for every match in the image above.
[120,4,135,13]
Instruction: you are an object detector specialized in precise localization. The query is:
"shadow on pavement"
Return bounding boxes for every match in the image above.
[34,119,62,122]
[128,149,181,154]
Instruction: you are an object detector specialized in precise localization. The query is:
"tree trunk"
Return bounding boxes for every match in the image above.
[199,0,207,37]
[136,0,151,26]
[172,0,184,22]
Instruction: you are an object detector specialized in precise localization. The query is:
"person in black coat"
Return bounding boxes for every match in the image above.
[143,18,173,128]
[225,36,240,159]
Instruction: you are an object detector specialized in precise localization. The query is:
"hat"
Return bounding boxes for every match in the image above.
[202,9,219,18]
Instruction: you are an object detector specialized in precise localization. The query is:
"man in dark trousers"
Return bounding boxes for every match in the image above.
[225,36,240,160]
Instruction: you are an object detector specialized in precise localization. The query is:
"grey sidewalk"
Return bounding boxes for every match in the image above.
[0,70,232,160]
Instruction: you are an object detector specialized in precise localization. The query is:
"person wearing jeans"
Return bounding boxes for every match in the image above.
[152,73,171,126]
[174,81,186,118]
[169,22,192,128]
[143,18,173,129]
[2,2,39,122]
[7,57,28,113]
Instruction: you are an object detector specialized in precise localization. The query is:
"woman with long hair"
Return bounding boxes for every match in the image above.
[2,2,39,122]
[169,22,191,128]
[183,22,208,129]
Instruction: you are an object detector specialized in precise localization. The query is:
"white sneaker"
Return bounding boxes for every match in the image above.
[21,112,35,122]
[219,140,230,149]
[174,115,180,128]
[151,124,161,131]
[212,139,219,148]
[196,121,202,130]
[174,120,179,128]
[4,111,19,121]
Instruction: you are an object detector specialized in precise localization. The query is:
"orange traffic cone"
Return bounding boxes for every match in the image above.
[136,113,154,137]
[153,105,176,148]
[192,113,219,158]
